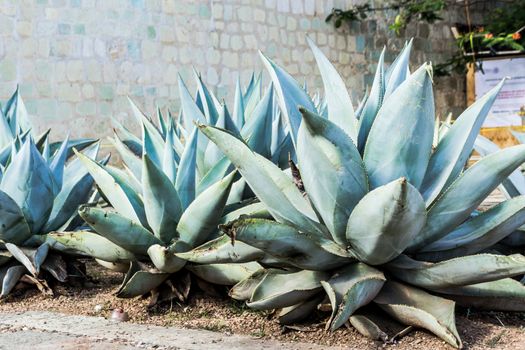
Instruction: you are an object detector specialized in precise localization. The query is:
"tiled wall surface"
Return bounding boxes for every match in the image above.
[0,0,466,139]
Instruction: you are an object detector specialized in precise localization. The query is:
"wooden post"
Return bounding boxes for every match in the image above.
[466,62,476,107]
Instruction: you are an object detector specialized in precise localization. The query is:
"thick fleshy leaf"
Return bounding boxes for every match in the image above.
[224,218,351,270]
[78,206,161,256]
[357,49,385,152]
[177,171,235,247]
[229,269,267,301]
[387,254,525,289]
[128,97,164,151]
[434,278,525,311]
[475,135,525,199]
[416,196,525,261]
[0,190,32,245]
[0,265,26,297]
[49,136,70,192]
[116,270,170,298]
[297,107,368,245]
[0,139,55,233]
[410,145,525,250]
[421,80,505,205]
[177,75,206,128]
[109,134,142,181]
[374,281,462,348]
[196,156,232,194]
[220,201,271,224]
[242,87,274,159]
[200,125,326,237]
[233,77,245,127]
[75,150,147,226]
[321,263,385,331]
[193,70,220,125]
[112,118,142,155]
[247,269,328,310]
[363,64,434,189]
[278,295,324,325]
[346,178,426,265]
[175,127,198,209]
[203,105,239,174]
[142,124,164,168]
[259,52,315,144]
[383,39,413,99]
[147,242,187,273]
[187,262,262,285]
[142,155,183,243]
[47,231,135,262]
[307,37,357,140]
[175,234,264,264]
[162,130,180,183]
[348,315,388,341]
[243,72,262,119]
[6,243,49,277]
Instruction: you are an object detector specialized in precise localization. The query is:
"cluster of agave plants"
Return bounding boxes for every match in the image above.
[1,37,525,348]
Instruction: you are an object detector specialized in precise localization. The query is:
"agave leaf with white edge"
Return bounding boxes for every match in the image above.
[116,270,170,298]
[197,156,232,195]
[416,195,525,261]
[147,242,188,273]
[243,87,274,159]
[128,97,165,151]
[233,77,245,127]
[410,144,525,250]
[0,190,32,245]
[175,127,198,210]
[474,135,525,198]
[177,171,236,248]
[225,218,352,270]
[259,52,315,145]
[175,235,265,264]
[374,281,462,348]
[49,135,70,193]
[47,231,135,262]
[193,69,220,125]
[357,49,385,152]
[5,243,49,277]
[142,155,183,243]
[363,64,434,189]
[75,150,147,226]
[187,262,262,285]
[346,178,426,265]
[109,134,142,181]
[219,201,271,224]
[0,265,26,297]
[297,107,368,245]
[421,80,505,205]
[433,278,525,311]
[321,263,385,331]
[348,315,388,341]
[307,37,357,140]
[0,139,55,233]
[386,254,525,289]
[383,39,413,99]
[78,206,162,256]
[200,124,326,237]
[247,269,329,310]
[229,269,267,301]
[278,295,325,325]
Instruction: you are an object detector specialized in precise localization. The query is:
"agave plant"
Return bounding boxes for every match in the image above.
[48,96,266,303]
[187,38,525,348]
[0,135,102,297]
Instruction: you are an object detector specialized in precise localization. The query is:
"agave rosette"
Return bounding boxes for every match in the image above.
[0,101,102,297]
[192,38,525,348]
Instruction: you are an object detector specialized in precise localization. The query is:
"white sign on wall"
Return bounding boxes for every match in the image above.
[475,57,525,127]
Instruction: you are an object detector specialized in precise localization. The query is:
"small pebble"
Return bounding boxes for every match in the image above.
[94,304,103,313]
[111,308,129,322]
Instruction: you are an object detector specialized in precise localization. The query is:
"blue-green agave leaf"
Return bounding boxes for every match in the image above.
[363,64,434,189]
[410,144,525,250]
[142,154,183,243]
[0,190,32,245]
[233,77,245,127]
[0,265,26,298]
[307,37,357,140]
[187,262,261,285]
[177,171,235,248]
[78,205,161,256]
[259,52,315,144]
[321,263,385,331]
[224,218,352,270]
[383,39,413,99]
[421,80,505,205]
[297,107,368,245]
[175,127,198,209]
[346,178,426,265]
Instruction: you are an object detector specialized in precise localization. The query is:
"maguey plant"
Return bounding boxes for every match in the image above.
[189,38,525,348]
[0,89,101,298]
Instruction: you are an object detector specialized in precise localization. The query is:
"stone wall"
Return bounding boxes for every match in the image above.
[0,0,467,141]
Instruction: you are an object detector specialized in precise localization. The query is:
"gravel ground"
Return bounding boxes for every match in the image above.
[0,261,524,350]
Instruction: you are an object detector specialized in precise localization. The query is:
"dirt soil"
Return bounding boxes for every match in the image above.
[0,261,524,350]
